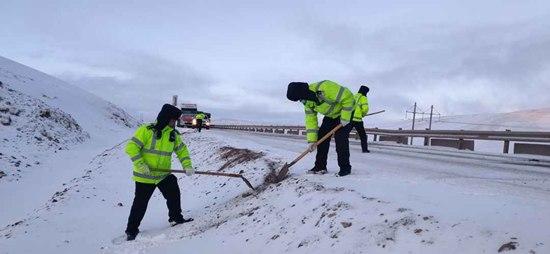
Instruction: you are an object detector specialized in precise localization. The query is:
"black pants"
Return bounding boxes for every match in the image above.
[196,119,203,132]
[126,174,183,234]
[352,121,369,152]
[315,116,353,174]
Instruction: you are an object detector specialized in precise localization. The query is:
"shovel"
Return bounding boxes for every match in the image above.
[366,110,385,116]
[158,169,255,190]
[276,124,343,180]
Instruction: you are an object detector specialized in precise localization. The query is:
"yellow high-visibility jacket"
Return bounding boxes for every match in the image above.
[125,124,192,184]
[352,93,369,122]
[195,113,205,120]
[303,80,354,143]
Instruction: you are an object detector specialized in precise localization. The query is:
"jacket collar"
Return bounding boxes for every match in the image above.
[151,122,174,133]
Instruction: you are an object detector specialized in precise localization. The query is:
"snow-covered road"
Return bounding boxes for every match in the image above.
[1,129,549,254]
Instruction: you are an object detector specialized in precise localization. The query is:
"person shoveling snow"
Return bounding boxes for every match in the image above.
[285,81,355,177]
[124,104,195,241]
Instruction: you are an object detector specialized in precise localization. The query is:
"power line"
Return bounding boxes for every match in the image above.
[405,103,442,131]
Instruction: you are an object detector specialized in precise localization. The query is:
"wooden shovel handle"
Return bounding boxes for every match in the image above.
[167,169,242,178]
[158,169,255,190]
[366,110,385,116]
[287,123,343,168]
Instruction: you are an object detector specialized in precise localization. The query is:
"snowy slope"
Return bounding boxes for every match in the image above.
[0,56,137,137]
[1,130,548,253]
[0,56,138,181]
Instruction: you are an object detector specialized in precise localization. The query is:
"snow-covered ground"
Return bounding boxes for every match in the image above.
[1,129,549,253]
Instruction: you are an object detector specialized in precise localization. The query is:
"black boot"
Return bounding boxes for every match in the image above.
[169,217,194,227]
[335,171,351,177]
[125,230,139,241]
[306,167,328,175]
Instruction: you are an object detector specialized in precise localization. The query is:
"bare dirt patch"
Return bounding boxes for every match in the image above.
[217,146,264,171]
[498,242,518,252]
[263,159,283,184]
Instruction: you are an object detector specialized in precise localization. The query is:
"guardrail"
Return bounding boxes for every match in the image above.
[212,124,550,156]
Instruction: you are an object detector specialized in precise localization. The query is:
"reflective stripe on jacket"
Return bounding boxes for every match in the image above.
[352,93,369,122]
[303,80,354,143]
[125,124,192,184]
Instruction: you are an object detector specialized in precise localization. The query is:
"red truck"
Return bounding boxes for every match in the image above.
[177,103,198,128]
[177,103,211,129]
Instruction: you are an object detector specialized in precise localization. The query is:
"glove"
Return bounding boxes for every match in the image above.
[185,167,195,176]
[307,143,317,153]
[136,161,150,174]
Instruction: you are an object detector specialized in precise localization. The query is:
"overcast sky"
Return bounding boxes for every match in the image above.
[1,0,549,124]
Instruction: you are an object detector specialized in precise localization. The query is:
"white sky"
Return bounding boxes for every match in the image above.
[1,0,549,124]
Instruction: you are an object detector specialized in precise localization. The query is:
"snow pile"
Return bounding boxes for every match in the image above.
[0,56,138,181]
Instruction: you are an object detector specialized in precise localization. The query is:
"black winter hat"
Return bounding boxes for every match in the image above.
[287,82,309,101]
[358,85,370,96]
[153,104,182,137]
[157,104,182,122]
[287,82,318,102]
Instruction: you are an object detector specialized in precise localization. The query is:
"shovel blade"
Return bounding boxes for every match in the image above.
[276,163,290,181]
[240,176,255,191]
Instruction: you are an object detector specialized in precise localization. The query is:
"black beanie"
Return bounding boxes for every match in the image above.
[358,85,369,96]
[287,82,318,102]
[153,104,182,137]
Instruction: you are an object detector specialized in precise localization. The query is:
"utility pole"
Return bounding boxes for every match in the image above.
[411,102,417,145]
[428,105,434,130]
[172,95,178,106]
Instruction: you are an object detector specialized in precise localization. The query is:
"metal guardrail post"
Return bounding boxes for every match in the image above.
[373,127,378,141]
[397,128,405,145]
[424,128,430,146]
[503,129,511,153]
[458,138,464,150]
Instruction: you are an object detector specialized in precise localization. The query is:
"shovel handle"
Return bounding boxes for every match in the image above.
[166,169,242,178]
[366,110,385,116]
[288,123,343,168]
[159,169,255,190]
[195,170,243,178]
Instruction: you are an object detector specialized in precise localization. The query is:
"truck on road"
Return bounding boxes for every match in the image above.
[178,103,198,128]
[177,103,212,129]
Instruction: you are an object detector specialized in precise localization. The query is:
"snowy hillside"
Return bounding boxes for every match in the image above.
[0,56,138,136]
[371,108,550,131]
[0,56,138,181]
